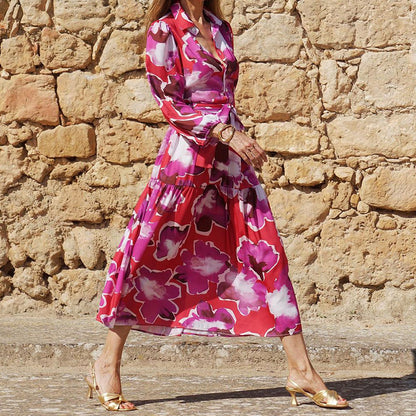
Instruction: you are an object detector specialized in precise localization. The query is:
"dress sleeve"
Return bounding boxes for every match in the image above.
[145,20,220,146]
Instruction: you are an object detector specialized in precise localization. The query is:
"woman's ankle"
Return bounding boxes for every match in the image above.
[287,367,326,390]
[95,356,121,372]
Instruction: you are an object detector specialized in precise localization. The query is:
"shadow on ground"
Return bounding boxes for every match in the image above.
[131,375,416,408]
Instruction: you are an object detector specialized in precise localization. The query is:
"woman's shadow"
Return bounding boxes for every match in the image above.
[132,373,416,408]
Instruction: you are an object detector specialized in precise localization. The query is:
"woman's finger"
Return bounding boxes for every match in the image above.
[229,132,267,168]
[253,142,268,162]
[245,144,266,167]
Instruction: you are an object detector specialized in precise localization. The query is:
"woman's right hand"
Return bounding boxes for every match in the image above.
[228,130,268,170]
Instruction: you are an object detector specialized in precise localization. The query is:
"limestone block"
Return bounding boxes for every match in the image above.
[0,272,12,299]
[0,75,60,125]
[115,0,145,21]
[0,124,6,144]
[370,287,416,321]
[20,0,52,26]
[318,214,416,288]
[22,157,52,183]
[255,122,320,155]
[285,235,317,268]
[7,244,27,268]
[0,35,37,74]
[22,226,63,275]
[235,14,302,63]
[376,216,397,230]
[297,0,413,48]
[62,232,80,269]
[99,29,145,76]
[221,0,236,21]
[50,162,90,181]
[53,184,104,223]
[37,124,96,158]
[357,201,370,214]
[54,0,110,40]
[330,182,353,211]
[360,167,416,212]
[354,52,416,110]
[268,187,330,235]
[48,269,105,314]
[278,175,289,187]
[115,78,164,123]
[72,227,105,270]
[0,224,9,267]
[334,167,355,182]
[6,124,33,146]
[57,71,116,122]
[234,0,285,14]
[319,60,352,112]
[328,114,416,158]
[93,183,145,218]
[13,265,50,300]
[0,145,25,195]
[284,159,325,186]
[354,1,414,49]
[236,63,312,122]
[83,160,121,188]
[39,27,92,70]
[260,158,283,185]
[96,119,164,165]
[350,194,360,208]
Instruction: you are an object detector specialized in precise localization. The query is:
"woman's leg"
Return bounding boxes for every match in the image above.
[92,325,135,410]
[280,333,347,404]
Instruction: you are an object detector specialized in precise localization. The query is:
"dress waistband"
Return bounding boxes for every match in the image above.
[193,101,233,109]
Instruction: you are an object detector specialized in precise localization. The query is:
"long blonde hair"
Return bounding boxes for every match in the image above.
[145,1,224,32]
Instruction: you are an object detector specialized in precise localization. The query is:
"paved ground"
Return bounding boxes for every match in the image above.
[0,313,415,415]
[1,368,415,416]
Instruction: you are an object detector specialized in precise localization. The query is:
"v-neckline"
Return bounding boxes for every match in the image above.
[193,23,226,67]
[196,38,225,66]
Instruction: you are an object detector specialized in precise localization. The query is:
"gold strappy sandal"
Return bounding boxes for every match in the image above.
[285,379,348,409]
[85,362,137,412]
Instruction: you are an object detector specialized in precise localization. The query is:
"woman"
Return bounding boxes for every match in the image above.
[86,0,348,411]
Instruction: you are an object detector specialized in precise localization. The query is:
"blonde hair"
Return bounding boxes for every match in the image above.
[145,1,224,32]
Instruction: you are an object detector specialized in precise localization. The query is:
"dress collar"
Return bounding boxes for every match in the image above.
[170,1,223,36]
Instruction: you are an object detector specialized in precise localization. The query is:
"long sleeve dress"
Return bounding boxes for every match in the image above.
[96,1,302,337]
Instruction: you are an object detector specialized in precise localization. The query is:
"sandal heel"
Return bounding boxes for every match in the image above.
[285,387,299,406]
[87,383,93,399]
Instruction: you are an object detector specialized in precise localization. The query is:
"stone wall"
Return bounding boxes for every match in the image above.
[0,0,415,323]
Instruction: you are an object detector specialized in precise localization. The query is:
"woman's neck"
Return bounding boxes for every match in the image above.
[180,0,205,25]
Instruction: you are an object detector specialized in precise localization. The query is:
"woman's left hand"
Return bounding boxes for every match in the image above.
[211,123,268,169]
[227,130,268,170]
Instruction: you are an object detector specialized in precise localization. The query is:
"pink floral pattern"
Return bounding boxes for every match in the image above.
[133,266,180,324]
[96,2,302,337]
[218,267,267,316]
[180,302,236,334]
[237,238,279,280]
[175,241,229,294]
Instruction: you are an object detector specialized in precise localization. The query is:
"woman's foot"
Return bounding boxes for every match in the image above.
[88,359,136,410]
[286,368,347,406]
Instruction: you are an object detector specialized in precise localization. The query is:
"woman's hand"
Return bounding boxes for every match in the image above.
[228,130,268,170]
[211,123,268,170]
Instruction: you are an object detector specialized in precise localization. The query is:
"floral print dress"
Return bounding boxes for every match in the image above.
[96,2,302,337]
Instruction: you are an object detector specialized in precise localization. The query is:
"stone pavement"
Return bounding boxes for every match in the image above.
[0,313,415,415]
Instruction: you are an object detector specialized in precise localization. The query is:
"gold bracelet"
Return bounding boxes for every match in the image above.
[218,124,235,143]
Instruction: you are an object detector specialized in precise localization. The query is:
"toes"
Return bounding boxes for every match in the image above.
[120,401,135,410]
